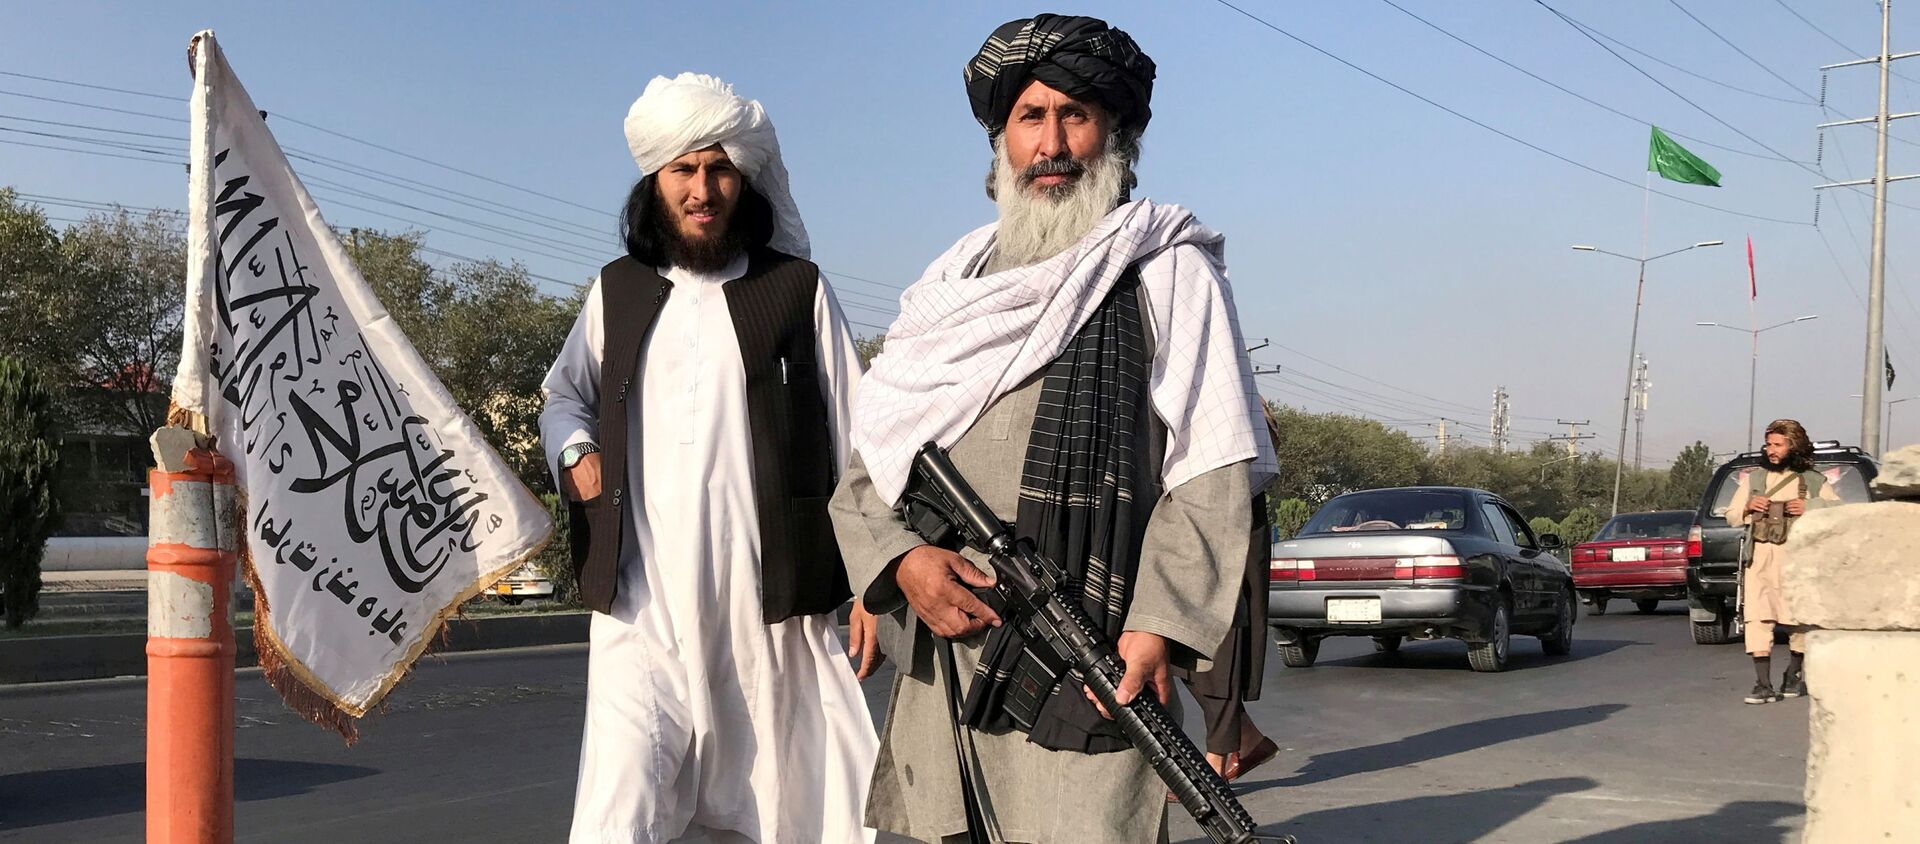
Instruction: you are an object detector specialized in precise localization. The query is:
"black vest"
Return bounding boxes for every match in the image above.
[569,248,850,622]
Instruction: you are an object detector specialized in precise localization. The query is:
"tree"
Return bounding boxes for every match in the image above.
[0,196,185,434]
[55,209,187,434]
[1528,516,1560,540]
[1271,497,1315,540]
[853,334,885,369]
[1267,403,1426,506]
[345,230,577,496]
[0,357,61,628]
[1559,507,1602,546]
[0,190,65,369]
[1664,441,1714,510]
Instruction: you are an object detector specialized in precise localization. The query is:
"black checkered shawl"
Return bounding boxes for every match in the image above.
[959,269,1161,754]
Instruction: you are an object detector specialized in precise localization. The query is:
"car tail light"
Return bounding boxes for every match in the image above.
[1687,524,1703,559]
[1395,555,1465,581]
[1270,558,1316,582]
[1571,546,1595,564]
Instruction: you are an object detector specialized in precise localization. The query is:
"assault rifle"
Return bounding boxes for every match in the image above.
[904,443,1293,844]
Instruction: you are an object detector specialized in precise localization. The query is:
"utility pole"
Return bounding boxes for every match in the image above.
[1437,418,1450,456]
[1491,386,1511,453]
[1815,0,1917,455]
[1552,419,1594,458]
[1632,357,1650,470]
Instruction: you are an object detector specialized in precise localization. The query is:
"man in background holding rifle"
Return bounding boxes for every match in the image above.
[1727,419,1840,705]
[829,14,1276,842]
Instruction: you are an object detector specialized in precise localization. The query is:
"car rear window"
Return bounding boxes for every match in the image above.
[1303,490,1471,534]
[1594,512,1693,541]
[1705,461,1875,520]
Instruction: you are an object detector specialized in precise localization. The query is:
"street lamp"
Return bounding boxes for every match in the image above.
[1858,394,1920,448]
[1696,315,1820,451]
[1574,239,1723,517]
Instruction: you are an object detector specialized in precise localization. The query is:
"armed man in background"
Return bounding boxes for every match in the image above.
[1726,418,1840,705]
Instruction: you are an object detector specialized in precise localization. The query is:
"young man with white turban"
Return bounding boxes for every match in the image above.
[828,15,1276,843]
[541,73,879,844]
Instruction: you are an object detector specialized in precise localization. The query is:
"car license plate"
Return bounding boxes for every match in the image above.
[1327,597,1382,624]
[497,584,513,594]
[1613,547,1648,562]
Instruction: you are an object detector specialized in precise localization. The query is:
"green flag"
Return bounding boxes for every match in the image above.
[1648,126,1721,187]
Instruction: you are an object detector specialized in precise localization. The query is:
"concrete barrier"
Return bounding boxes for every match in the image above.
[1782,443,1920,843]
[0,611,590,685]
[42,537,150,572]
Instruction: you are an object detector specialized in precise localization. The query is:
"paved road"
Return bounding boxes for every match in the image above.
[0,605,1808,843]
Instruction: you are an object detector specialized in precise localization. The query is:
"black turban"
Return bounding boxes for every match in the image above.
[965,14,1157,143]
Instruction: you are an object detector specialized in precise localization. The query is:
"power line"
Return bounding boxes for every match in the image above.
[1543,9,1815,105]
[1207,0,1814,226]
[1535,0,1920,216]
[1377,0,1804,165]
[1534,2,1817,176]
[0,70,612,220]
[0,69,178,101]
[0,111,614,245]
[0,86,184,122]
[1667,0,1821,103]
[0,135,181,165]
[1772,0,1920,85]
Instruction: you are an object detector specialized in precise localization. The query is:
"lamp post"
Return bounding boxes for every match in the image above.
[1573,239,1723,517]
[1696,315,1820,451]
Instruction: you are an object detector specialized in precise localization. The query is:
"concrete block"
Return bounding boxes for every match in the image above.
[1874,444,1920,499]
[1782,501,1920,630]
[1801,630,1920,844]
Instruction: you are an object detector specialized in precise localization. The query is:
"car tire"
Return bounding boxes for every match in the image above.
[1691,617,1734,645]
[1635,599,1661,614]
[1372,635,1403,654]
[1279,639,1320,668]
[1468,597,1512,672]
[1587,597,1609,617]
[1540,592,1575,656]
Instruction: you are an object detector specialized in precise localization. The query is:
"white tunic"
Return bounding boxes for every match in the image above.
[540,254,879,844]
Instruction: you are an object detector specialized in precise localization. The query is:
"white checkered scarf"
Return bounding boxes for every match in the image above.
[854,198,1276,506]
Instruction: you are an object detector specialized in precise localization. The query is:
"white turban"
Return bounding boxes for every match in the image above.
[624,73,810,259]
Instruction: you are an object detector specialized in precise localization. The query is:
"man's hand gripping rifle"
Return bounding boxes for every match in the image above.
[905,444,1292,844]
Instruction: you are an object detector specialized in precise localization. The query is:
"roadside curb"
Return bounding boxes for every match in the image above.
[0,611,591,685]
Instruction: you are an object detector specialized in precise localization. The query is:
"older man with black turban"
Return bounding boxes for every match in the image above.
[830,15,1275,843]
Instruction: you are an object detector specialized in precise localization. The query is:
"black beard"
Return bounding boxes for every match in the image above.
[649,191,744,273]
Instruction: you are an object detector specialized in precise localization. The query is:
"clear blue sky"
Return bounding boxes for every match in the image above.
[5,1,1918,464]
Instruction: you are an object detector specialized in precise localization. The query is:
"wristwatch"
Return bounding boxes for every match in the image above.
[560,442,601,469]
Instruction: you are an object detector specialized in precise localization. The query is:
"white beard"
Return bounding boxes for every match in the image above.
[988,137,1127,271]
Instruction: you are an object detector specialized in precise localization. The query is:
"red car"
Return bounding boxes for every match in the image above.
[1571,510,1696,616]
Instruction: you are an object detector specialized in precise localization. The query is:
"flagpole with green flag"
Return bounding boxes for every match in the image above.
[1601,127,1724,517]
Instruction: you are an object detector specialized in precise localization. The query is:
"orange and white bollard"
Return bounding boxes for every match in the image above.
[146,429,237,843]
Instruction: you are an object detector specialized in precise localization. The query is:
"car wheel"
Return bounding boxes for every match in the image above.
[1587,596,1609,617]
[1372,635,1403,654]
[1540,592,1575,656]
[1634,599,1661,614]
[1279,639,1320,668]
[1468,597,1512,672]
[1691,616,1733,645]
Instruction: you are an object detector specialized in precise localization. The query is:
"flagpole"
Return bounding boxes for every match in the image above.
[1611,171,1653,518]
[1748,288,1758,453]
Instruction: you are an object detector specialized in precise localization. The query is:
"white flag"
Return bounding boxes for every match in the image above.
[174,31,552,733]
